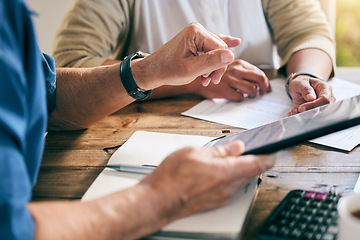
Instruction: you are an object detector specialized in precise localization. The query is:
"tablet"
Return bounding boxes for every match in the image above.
[206,94,360,154]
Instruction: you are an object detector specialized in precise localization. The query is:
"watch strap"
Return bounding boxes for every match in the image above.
[120,51,152,100]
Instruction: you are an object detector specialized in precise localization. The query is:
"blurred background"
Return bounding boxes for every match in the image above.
[26,0,359,67]
[336,0,360,66]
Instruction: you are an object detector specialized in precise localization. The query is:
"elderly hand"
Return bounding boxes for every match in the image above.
[131,22,241,90]
[288,75,336,116]
[186,59,271,101]
[140,141,275,222]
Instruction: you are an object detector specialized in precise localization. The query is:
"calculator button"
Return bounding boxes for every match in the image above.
[322,233,336,240]
[289,228,302,238]
[315,192,327,201]
[279,226,290,236]
[257,190,340,240]
[308,224,319,232]
[304,191,316,199]
[314,232,323,240]
[302,231,314,239]
[319,225,327,233]
[326,225,338,235]
[279,219,287,225]
[267,224,278,234]
[313,216,324,224]
[298,222,307,230]
[325,217,333,225]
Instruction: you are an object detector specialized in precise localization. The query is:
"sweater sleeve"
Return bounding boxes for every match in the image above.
[263,0,336,76]
[52,0,133,68]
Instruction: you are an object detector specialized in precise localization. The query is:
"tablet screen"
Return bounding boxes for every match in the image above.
[208,95,360,154]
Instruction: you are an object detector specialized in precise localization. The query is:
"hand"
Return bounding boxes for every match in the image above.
[140,141,275,222]
[288,76,336,116]
[186,59,271,101]
[131,22,241,90]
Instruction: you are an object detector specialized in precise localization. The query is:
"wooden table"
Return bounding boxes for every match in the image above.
[32,68,360,239]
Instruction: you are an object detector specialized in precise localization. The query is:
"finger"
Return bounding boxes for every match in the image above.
[225,88,245,102]
[189,49,234,79]
[190,23,228,52]
[202,72,211,78]
[231,154,276,179]
[217,33,242,48]
[207,67,227,85]
[200,77,212,87]
[296,79,317,102]
[298,96,332,112]
[230,78,259,98]
[288,106,299,116]
[310,79,336,103]
[232,66,270,95]
[297,83,335,112]
[207,77,245,101]
[210,141,245,158]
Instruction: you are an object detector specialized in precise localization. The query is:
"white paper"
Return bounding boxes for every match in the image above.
[354,174,360,193]
[108,131,213,166]
[82,131,258,239]
[310,125,360,151]
[182,78,291,129]
[182,77,360,151]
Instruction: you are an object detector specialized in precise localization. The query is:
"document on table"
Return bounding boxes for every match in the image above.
[182,77,360,151]
[82,131,259,240]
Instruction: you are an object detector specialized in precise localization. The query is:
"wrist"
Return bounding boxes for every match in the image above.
[285,72,324,99]
[138,181,182,225]
[131,54,162,91]
[183,78,202,95]
[120,52,152,100]
[130,58,152,90]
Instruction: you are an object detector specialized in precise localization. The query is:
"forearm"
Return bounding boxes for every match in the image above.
[28,183,176,240]
[48,64,135,131]
[286,48,333,80]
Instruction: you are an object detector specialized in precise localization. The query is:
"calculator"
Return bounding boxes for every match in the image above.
[257,190,341,240]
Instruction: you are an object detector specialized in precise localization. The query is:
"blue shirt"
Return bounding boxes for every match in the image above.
[0,0,56,239]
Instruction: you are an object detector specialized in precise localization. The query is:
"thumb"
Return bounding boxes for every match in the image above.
[189,49,234,77]
[210,141,245,158]
[297,80,316,102]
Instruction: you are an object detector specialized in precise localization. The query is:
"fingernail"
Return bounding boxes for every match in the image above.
[299,106,306,112]
[221,52,233,64]
[202,77,211,87]
[227,141,243,155]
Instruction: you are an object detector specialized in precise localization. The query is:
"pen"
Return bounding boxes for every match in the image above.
[203,135,226,147]
[104,164,156,174]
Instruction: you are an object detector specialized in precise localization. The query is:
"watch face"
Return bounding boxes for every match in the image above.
[135,51,150,58]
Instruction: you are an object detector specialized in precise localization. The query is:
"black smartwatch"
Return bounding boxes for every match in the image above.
[120,51,152,100]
